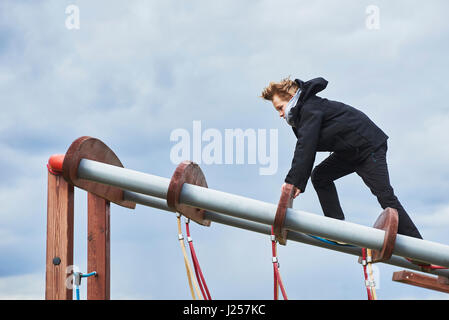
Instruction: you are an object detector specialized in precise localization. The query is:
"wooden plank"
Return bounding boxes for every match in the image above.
[392,270,449,294]
[45,172,74,300]
[87,192,111,300]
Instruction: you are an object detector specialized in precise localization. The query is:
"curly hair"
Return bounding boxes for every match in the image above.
[260,76,299,101]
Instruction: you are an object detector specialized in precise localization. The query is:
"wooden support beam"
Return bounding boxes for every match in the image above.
[393,270,449,294]
[87,192,111,300]
[45,172,74,300]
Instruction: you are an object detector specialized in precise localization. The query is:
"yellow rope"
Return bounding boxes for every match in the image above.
[177,214,203,300]
[366,249,377,300]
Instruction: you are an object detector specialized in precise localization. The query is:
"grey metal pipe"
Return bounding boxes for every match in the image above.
[78,159,449,268]
[123,190,449,278]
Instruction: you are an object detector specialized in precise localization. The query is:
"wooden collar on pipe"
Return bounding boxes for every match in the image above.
[273,183,295,245]
[357,207,398,264]
[166,161,211,227]
[61,136,136,209]
[371,208,398,262]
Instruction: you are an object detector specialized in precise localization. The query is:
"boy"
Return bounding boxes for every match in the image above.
[261,77,422,239]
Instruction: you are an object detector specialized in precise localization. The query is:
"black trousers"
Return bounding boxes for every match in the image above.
[311,141,422,239]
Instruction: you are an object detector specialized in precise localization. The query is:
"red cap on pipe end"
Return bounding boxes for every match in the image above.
[47,154,65,175]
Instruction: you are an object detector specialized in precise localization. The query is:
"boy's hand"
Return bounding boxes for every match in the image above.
[282,183,301,199]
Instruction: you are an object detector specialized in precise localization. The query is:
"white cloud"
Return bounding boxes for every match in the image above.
[1,0,449,300]
[0,273,44,299]
[416,204,449,228]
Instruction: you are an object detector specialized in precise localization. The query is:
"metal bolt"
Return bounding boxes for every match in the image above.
[53,257,61,265]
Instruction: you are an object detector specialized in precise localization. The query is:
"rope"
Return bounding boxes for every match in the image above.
[307,234,356,247]
[270,226,288,300]
[274,264,288,300]
[176,214,202,300]
[272,234,278,300]
[185,218,212,300]
[366,249,377,300]
[73,271,97,300]
[361,248,377,300]
[46,163,62,176]
[361,248,372,300]
[405,258,448,270]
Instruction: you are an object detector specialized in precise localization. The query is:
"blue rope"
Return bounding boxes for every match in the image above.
[75,286,80,300]
[81,272,97,278]
[307,234,356,247]
[74,271,97,300]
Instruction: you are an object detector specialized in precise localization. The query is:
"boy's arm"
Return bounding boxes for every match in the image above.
[284,106,323,192]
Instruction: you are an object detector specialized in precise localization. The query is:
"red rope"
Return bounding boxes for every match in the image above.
[424,266,448,270]
[274,265,288,299]
[272,234,278,300]
[185,220,212,300]
[271,227,278,300]
[190,247,206,299]
[46,163,62,176]
[405,258,448,270]
[361,248,373,300]
[271,226,287,300]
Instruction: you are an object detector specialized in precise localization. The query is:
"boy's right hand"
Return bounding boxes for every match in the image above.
[282,183,301,199]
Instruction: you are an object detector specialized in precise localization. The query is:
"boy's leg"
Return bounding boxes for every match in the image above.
[355,142,423,239]
[311,153,357,220]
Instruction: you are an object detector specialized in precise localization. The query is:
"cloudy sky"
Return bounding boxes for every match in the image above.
[1,0,449,300]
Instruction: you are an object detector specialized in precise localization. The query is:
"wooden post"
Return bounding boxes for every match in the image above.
[45,172,74,300]
[393,270,449,294]
[87,192,111,300]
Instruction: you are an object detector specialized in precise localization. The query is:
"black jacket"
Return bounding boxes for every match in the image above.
[285,77,389,192]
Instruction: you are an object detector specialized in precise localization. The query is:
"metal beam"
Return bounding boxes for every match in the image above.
[123,190,449,279]
[77,158,449,269]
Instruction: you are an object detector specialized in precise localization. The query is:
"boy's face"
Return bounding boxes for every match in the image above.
[272,94,291,119]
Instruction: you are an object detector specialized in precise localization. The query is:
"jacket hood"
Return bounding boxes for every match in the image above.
[295,77,328,102]
[287,77,328,127]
